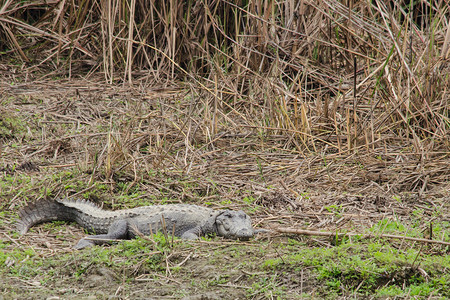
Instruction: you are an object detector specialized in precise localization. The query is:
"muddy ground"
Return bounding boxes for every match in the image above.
[1,79,449,299]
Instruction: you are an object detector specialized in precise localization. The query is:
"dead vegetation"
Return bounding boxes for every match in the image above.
[0,0,449,298]
[1,0,449,248]
[1,0,448,152]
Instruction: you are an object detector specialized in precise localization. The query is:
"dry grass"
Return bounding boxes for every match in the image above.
[1,0,449,238]
[1,2,450,294]
[1,0,448,146]
[1,77,448,235]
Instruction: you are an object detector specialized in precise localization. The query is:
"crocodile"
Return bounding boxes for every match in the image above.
[17,198,255,249]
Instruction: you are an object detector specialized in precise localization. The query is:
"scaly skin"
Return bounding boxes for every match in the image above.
[17,198,255,249]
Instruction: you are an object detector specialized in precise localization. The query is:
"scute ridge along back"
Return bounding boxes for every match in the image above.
[17,198,256,249]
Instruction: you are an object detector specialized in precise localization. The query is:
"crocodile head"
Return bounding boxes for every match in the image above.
[215,210,254,240]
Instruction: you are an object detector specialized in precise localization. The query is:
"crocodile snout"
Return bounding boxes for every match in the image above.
[236,228,254,240]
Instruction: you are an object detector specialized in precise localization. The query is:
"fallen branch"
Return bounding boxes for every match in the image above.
[274,227,450,246]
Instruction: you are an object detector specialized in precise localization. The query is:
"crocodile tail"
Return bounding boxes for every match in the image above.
[16,199,74,234]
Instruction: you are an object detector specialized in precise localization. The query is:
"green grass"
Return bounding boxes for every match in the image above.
[262,239,450,297]
[2,215,449,299]
[0,113,29,139]
[2,165,448,298]
[1,232,175,283]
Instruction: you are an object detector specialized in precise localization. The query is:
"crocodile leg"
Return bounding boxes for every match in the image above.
[180,226,202,239]
[74,219,129,249]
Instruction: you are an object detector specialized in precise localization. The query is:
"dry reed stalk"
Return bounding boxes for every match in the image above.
[0,0,448,200]
[274,227,450,246]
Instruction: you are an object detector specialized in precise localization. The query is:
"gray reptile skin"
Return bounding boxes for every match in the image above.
[17,198,255,249]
